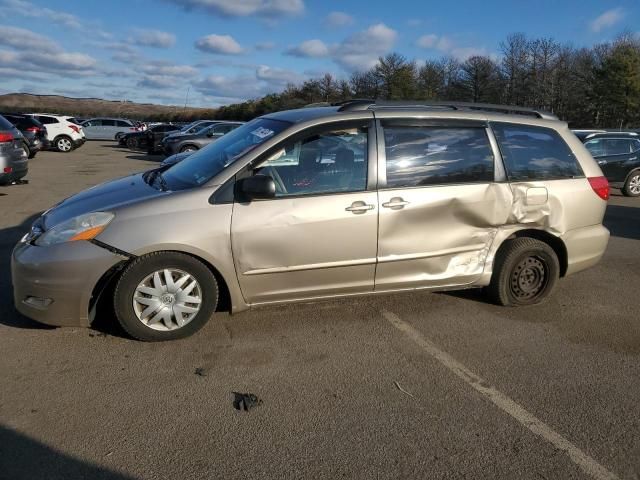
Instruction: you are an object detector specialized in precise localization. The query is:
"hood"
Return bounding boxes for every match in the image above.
[42,172,165,229]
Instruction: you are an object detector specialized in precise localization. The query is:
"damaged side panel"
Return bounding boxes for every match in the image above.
[375,183,513,291]
[375,177,597,291]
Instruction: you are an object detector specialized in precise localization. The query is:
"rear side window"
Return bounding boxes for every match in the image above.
[492,123,583,181]
[102,119,116,126]
[37,116,58,125]
[116,120,130,127]
[383,126,494,188]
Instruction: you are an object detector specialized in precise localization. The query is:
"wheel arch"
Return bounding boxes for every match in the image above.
[504,229,568,277]
[88,249,236,325]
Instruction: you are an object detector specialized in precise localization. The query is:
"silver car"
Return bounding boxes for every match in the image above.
[12,102,610,341]
[0,115,28,185]
[82,118,135,140]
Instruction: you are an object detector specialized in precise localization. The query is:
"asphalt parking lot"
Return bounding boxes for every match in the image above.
[0,141,639,480]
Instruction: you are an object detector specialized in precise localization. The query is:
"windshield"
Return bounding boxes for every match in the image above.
[162,117,291,190]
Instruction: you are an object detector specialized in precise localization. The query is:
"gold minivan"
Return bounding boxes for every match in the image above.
[12,101,610,341]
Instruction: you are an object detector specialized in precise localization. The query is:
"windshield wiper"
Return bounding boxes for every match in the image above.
[144,170,169,191]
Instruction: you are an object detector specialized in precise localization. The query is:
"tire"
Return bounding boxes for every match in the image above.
[126,137,138,150]
[485,237,559,306]
[54,136,73,152]
[22,143,30,159]
[180,145,197,153]
[114,252,218,341]
[622,171,640,197]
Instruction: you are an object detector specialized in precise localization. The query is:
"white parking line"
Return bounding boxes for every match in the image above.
[382,310,620,480]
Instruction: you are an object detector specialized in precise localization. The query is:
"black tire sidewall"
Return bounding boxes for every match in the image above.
[114,253,218,341]
[491,239,559,306]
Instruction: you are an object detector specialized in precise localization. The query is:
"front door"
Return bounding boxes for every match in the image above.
[231,120,378,304]
[375,119,511,291]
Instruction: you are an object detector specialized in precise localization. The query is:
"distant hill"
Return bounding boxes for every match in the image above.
[0,93,216,121]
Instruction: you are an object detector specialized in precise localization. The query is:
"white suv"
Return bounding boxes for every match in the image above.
[25,114,85,152]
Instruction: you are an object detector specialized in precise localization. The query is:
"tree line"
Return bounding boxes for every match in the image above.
[214,33,640,129]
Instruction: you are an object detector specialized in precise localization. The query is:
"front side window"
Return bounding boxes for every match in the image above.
[84,119,101,127]
[383,126,494,188]
[256,123,368,197]
[162,117,291,190]
[492,123,583,181]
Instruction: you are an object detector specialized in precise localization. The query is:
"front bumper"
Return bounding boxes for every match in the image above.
[12,240,125,327]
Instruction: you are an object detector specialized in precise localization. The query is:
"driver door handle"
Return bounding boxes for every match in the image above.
[345,201,374,214]
[382,197,410,210]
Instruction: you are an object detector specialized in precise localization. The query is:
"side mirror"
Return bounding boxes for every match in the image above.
[238,175,276,200]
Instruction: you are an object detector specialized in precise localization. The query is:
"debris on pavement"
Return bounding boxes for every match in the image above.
[394,381,415,398]
[232,392,263,411]
[194,367,207,377]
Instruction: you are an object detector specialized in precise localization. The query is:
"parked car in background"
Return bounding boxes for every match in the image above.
[120,124,180,152]
[81,118,136,140]
[25,113,85,152]
[0,115,28,185]
[160,151,192,167]
[11,102,610,341]
[576,131,640,196]
[2,113,48,158]
[67,117,86,125]
[162,122,243,155]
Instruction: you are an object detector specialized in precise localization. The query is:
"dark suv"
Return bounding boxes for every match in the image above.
[577,131,640,196]
[161,122,243,156]
[1,113,48,159]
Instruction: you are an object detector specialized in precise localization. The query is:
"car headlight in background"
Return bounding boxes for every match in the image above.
[34,212,114,247]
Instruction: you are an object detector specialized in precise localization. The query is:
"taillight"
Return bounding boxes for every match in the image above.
[0,132,14,142]
[4,166,12,173]
[69,125,80,134]
[588,176,610,201]
[26,126,39,133]
[130,127,137,131]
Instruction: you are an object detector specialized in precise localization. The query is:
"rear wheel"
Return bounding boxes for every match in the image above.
[114,252,218,341]
[486,238,559,306]
[126,137,138,149]
[55,136,73,152]
[22,143,30,159]
[622,171,640,197]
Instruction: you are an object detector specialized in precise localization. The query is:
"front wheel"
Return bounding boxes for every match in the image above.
[55,136,73,152]
[114,252,218,341]
[622,171,640,197]
[485,238,559,306]
[180,145,197,153]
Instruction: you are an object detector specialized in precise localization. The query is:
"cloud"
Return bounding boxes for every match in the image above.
[416,33,486,60]
[0,25,59,53]
[325,11,353,27]
[407,19,422,27]
[0,0,82,29]
[333,23,397,71]
[256,65,304,86]
[255,41,276,51]
[132,29,176,48]
[195,34,244,54]
[138,75,180,89]
[163,0,304,18]
[195,65,304,100]
[285,39,330,58]
[416,34,438,49]
[590,8,624,33]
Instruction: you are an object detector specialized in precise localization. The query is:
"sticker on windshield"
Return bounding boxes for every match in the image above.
[251,127,275,139]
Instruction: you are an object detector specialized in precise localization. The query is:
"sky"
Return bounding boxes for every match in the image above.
[0,0,639,108]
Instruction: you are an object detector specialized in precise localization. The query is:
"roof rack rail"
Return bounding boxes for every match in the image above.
[336,99,558,120]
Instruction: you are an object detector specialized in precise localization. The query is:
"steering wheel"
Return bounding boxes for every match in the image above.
[262,166,287,195]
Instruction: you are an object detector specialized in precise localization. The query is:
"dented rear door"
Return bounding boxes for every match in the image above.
[374,118,512,291]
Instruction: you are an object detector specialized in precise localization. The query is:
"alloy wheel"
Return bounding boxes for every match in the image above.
[58,138,72,152]
[629,174,640,195]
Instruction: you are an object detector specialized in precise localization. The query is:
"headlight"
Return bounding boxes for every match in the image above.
[35,212,114,247]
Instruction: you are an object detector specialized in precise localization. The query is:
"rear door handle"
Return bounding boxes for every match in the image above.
[345,201,374,214]
[382,197,410,210]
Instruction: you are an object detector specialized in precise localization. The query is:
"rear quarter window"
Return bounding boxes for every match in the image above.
[492,123,583,181]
